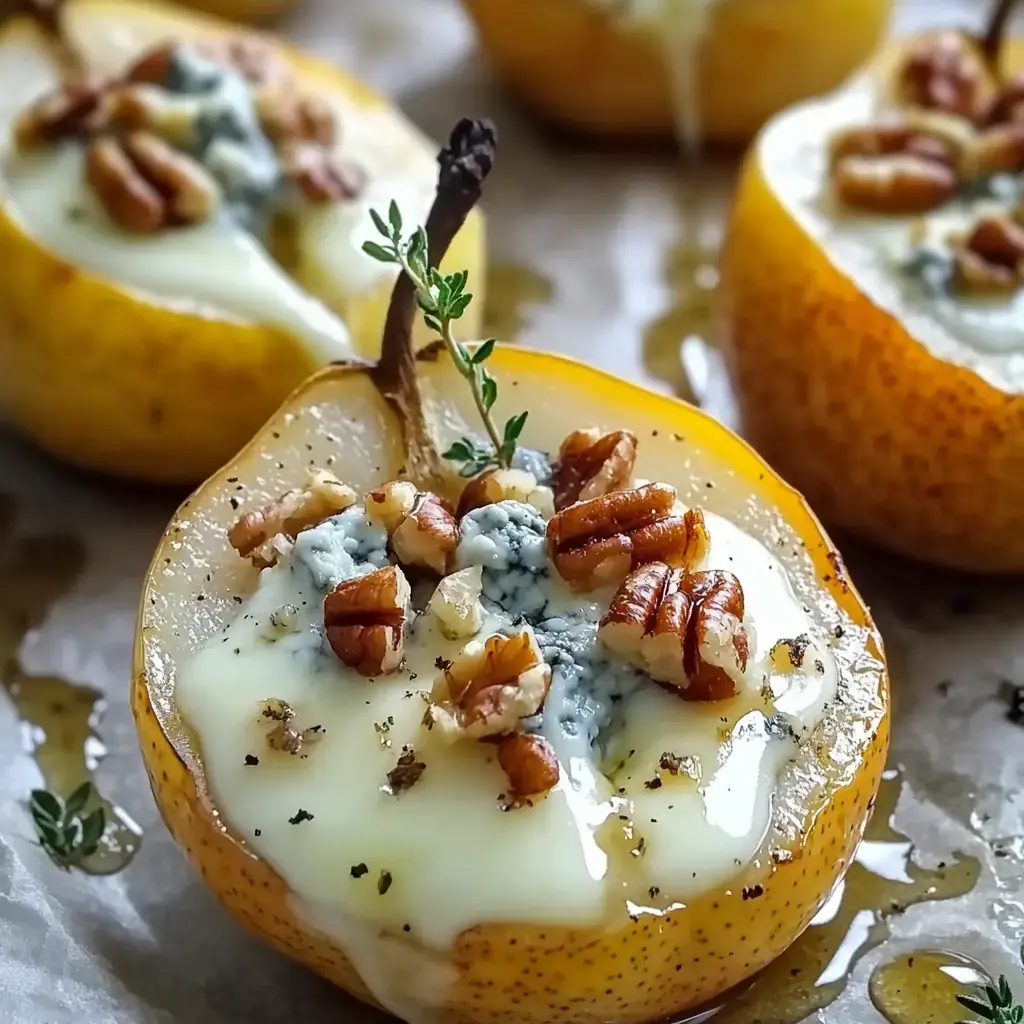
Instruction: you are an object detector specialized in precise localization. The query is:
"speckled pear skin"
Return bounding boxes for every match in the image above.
[719,40,1024,573]
[133,352,889,1024]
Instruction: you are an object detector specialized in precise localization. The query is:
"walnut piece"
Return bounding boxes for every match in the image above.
[257,698,323,755]
[953,215,1024,293]
[392,492,459,575]
[497,733,560,798]
[256,87,336,146]
[229,469,357,568]
[896,29,998,124]
[828,122,959,171]
[428,566,484,640]
[281,141,365,203]
[598,562,749,701]
[14,78,105,149]
[366,480,419,533]
[86,132,220,233]
[429,631,552,741]
[551,428,637,510]
[832,153,957,214]
[456,468,555,519]
[324,565,410,676]
[546,483,710,590]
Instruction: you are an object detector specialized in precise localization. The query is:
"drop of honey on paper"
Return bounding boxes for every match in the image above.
[868,949,991,1024]
[687,767,981,1024]
[0,495,141,874]
[482,262,554,343]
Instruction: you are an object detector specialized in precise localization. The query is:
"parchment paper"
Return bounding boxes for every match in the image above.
[1,0,1023,1021]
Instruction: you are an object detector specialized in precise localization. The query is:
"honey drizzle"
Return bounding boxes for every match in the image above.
[0,495,140,874]
[869,949,991,1024]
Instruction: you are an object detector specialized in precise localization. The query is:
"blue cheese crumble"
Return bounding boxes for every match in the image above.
[293,507,389,591]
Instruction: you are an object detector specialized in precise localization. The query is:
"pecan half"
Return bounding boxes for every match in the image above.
[547,483,710,590]
[456,468,555,519]
[551,428,637,510]
[257,87,336,146]
[428,566,485,640]
[832,153,957,214]
[281,141,364,203]
[829,122,959,170]
[392,492,459,575]
[324,565,410,676]
[229,469,358,568]
[897,30,998,124]
[15,78,105,149]
[598,563,749,701]
[497,733,560,798]
[952,215,1024,293]
[428,631,551,740]
[86,132,219,233]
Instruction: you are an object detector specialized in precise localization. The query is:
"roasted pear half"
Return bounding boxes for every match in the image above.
[461,0,892,143]
[721,7,1024,571]
[134,122,889,1024]
[0,0,483,484]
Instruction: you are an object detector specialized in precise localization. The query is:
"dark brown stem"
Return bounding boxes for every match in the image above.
[982,0,1018,61]
[370,118,497,490]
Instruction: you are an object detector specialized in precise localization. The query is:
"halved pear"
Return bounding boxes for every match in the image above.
[0,0,484,484]
[132,338,889,1022]
[720,35,1024,571]
[461,0,892,142]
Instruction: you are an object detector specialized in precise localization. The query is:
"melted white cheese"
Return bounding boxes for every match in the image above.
[176,499,837,1022]
[760,77,1024,390]
[0,35,441,362]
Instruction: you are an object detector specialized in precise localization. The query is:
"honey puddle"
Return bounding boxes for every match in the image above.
[0,495,141,874]
[673,768,981,1024]
[482,262,554,343]
[868,950,991,1024]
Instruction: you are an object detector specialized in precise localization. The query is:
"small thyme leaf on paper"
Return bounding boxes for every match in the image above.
[30,783,105,870]
[957,942,1024,1023]
[362,206,528,475]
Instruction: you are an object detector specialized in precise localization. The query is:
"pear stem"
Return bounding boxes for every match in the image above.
[370,118,497,490]
[982,0,1018,60]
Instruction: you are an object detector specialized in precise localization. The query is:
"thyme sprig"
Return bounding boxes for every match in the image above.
[958,943,1024,1023]
[362,200,527,476]
[30,783,105,869]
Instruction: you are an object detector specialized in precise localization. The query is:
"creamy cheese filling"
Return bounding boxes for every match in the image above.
[0,33,440,362]
[760,77,1024,389]
[177,492,837,1020]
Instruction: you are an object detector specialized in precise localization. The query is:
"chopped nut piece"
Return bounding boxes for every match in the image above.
[366,480,418,534]
[990,74,1024,124]
[429,631,551,740]
[964,215,1024,268]
[832,153,957,214]
[392,492,459,575]
[260,603,299,640]
[428,566,484,639]
[896,30,998,124]
[497,733,560,797]
[229,469,357,567]
[953,246,1019,293]
[829,121,959,169]
[324,565,410,676]
[257,87,336,146]
[282,141,365,203]
[962,121,1024,178]
[659,751,699,780]
[598,563,750,701]
[104,84,195,145]
[123,43,176,85]
[15,78,105,149]
[386,746,427,795]
[457,469,555,519]
[547,483,709,590]
[551,428,637,510]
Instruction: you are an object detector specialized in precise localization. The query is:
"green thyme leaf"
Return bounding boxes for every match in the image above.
[369,208,390,239]
[362,241,396,264]
[78,807,106,856]
[471,339,495,364]
[388,199,402,236]
[64,781,92,818]
[30,789,62,824]
[480,369,498,413]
